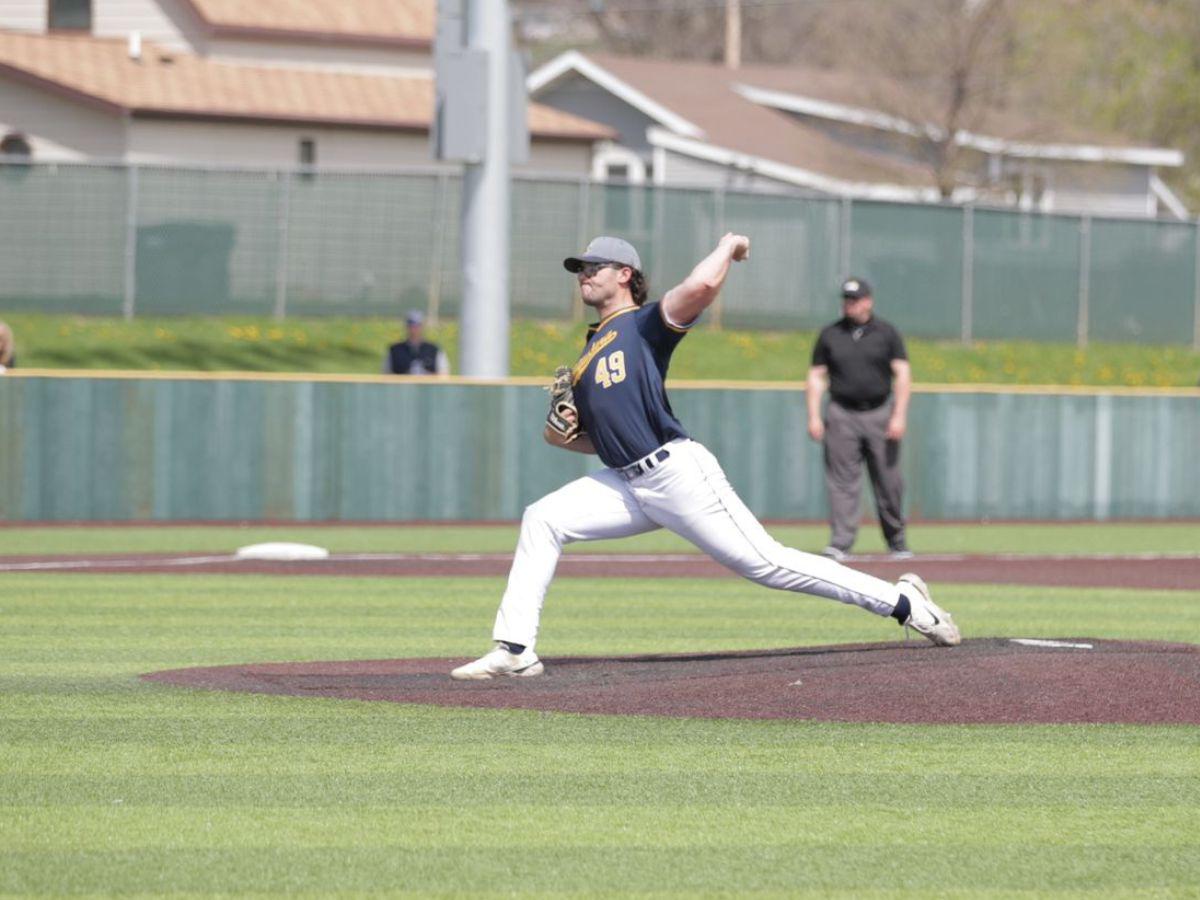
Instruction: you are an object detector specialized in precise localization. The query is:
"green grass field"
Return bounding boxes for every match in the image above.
[6,312,1200,386]
[2,523,1198,896]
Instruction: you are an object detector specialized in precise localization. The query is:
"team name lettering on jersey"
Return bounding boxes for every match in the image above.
[572,329,619,384]
[570,302,691,469]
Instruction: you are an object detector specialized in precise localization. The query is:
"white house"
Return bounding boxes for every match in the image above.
[529,50,1188,218]
[0,1,612,172]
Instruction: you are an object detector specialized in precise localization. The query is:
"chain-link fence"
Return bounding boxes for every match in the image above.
[1,160,1197,347]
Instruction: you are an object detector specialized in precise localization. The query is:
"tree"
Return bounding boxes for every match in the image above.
[1010,0,1200,209]
[796,0,1017,199]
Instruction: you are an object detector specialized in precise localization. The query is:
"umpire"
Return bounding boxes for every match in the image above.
[806,277,912,561]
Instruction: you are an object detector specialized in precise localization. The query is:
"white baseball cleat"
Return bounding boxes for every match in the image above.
[897,573,961,647]
[450,643,545,680]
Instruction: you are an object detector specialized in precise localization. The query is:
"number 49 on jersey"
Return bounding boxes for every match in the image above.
[594,350,626,389]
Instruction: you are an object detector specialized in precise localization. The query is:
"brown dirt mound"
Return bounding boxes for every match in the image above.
[142,638,1200,724]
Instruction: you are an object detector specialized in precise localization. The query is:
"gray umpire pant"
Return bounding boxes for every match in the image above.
[823,399,906,552]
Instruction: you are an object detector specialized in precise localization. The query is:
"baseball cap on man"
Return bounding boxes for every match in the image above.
[564,236,642,274]
[405,310,425,326]
[840,277,872,299]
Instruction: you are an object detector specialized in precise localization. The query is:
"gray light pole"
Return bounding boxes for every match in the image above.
[432,0,526,376]
[458,0,511,377]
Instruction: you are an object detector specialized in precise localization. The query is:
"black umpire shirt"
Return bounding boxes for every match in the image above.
[810,316,907,411]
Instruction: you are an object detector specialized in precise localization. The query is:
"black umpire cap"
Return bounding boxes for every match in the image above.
[840,277,872,299]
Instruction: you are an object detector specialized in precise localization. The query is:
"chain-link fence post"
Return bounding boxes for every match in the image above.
[961,203,974,344]
[571,176,589,322]
[839,195,852,277]
[428,171,450,325]
[122,164,139,320]
[1193,220,1200,351]
[273,169,291,320]
[711,185,726,329]
[1077,215,1091,349]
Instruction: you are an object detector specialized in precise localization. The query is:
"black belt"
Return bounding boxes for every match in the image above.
[618,448,671,481]
[832,397,888,412]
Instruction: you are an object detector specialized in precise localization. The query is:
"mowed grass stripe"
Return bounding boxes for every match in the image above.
[3,728,1197,775]
[2,845,1196,893]
[4,805,1197,849]
[2,774,1198,807]
[3,577,1198,659]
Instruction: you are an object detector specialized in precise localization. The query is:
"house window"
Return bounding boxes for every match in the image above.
[48,0,92,31]
[606,163,630,183]
[299,138,316,169]
[0,133,32,160]
[0,132,32,182]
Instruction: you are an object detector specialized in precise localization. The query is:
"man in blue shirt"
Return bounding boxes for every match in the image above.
[452,235,959,680]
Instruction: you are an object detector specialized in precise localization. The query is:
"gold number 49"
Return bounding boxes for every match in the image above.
[594,350,626,388]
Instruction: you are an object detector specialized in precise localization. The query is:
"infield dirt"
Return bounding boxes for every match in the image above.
[143,638,1200,725]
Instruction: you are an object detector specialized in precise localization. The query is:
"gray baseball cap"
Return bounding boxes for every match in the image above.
[564,236,642,274]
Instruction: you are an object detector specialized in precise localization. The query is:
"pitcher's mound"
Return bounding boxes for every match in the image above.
[142,638,1200,724]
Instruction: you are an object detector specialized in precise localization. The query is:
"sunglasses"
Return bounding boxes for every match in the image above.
[577,261,623,277]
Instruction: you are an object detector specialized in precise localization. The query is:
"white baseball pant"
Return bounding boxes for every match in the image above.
[493,438,902,650]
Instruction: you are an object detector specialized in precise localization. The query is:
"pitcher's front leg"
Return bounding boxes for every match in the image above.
[493,469,658,650]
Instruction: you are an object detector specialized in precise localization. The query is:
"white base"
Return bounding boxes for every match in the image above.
[235,542,330,561]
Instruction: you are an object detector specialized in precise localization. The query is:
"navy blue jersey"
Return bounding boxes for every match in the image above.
[571,302,690,468]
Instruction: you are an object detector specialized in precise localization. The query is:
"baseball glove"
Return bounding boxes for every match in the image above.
[545,365,581,443]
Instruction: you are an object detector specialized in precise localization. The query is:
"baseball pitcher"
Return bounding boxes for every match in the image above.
[451,234,960,680]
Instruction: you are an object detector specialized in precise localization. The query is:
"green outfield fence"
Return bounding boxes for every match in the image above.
[2,372,1198,522]
[2,160,1199,348]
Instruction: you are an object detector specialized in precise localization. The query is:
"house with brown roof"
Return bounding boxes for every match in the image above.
[529,50,1187,219]
[0,1,611,171]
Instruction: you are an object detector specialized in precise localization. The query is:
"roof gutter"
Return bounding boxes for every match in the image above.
[736,83,1184,168]
[206,24,431,51]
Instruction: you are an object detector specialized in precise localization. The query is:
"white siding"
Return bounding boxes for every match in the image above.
[536,75,659,155]
[1047,161,1154,218]
[660,149,810,195]
[520,140,593,176]
[206,38,431,76]
[0,76,125,159]
[128,120,435,167]
[91,0,206,52]
[0,0,47,31]
[128,118,594,175]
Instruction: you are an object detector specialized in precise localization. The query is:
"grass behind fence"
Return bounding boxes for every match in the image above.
[5,312,1200,386]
